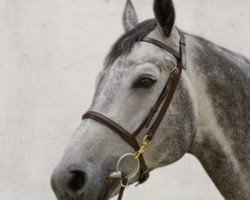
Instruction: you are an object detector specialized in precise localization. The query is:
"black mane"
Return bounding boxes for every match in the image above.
[105,19,157,66]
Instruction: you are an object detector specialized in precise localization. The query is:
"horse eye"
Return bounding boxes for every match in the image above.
[133,77,157,88]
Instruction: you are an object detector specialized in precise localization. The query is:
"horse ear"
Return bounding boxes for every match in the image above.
[153,0,175,37]
[123,0,139,32]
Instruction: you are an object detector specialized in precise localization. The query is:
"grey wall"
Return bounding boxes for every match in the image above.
[0,0,249,199]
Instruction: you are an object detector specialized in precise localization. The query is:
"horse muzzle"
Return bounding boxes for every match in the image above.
[51,164,88,200]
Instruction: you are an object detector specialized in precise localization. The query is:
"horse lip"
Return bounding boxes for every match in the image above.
[55,192,86,200]
[96,180,117,200]
[55,194,68,200]
[53,173,116,200]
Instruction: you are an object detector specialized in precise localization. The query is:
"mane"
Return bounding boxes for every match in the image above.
[105,19,157,66]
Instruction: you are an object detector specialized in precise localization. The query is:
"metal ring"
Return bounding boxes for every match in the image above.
[116,153,140,180]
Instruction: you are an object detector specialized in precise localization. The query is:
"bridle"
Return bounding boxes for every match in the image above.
[82,29,186,200]
[82,29,186,199]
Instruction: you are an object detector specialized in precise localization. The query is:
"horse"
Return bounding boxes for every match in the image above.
[51,0,250,199]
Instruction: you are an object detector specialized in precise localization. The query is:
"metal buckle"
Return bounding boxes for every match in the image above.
[133,136,151,160]
[171,67,179,75]
[120,179,129,188]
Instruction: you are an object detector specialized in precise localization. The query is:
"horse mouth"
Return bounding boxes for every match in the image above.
[54,181,116,200]
[54,191,110,200]
[96,179,118,200]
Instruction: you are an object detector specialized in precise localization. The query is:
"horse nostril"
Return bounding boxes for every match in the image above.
[51,167,88,199]
[68,170,86,193]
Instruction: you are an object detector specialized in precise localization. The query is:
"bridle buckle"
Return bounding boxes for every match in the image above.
[133,136,151,160]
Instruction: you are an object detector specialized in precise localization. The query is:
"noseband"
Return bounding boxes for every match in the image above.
[82,29,186,200]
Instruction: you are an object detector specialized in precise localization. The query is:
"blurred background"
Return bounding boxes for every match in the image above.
[0,0,249,199]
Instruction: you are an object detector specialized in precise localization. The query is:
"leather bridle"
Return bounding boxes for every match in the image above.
[82,29,186,200]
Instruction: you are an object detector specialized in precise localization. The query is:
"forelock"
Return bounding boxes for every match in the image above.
[105,19,157,67]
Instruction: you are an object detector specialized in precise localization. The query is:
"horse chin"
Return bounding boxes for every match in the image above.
[82,180,118,200]
[53,182,117,200]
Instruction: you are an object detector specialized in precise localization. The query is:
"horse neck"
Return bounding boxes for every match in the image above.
[190,131,250,199]
[185,35,250,199]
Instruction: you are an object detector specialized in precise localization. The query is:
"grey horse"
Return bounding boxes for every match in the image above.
[51,0,250,199]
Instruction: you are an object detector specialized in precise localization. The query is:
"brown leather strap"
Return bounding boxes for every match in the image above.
[143,37,181,60]
[82,111,139,150]
[117,177,128,200]
[178,29,186,69]
[140,28,185,141]
[82,111,149,183]
[147,65,182,140]
[143,68,180,131]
